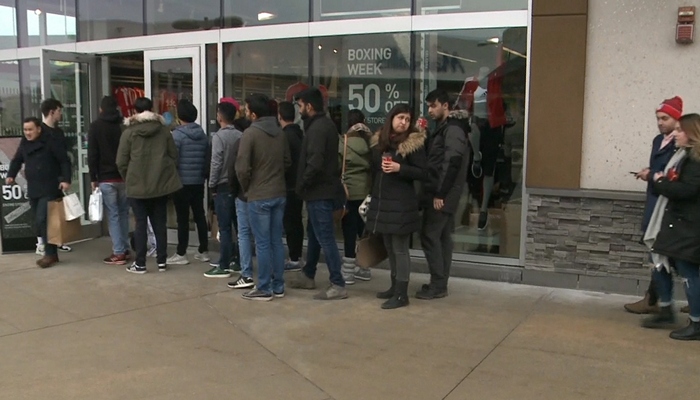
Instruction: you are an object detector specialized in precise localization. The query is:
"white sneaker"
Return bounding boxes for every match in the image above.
[58,244,72,252]
[147,248,157,258]
[166,253,190,265]
[194,252,211,262]
[36,244,45,256]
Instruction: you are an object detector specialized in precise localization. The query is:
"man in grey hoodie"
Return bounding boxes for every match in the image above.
[167,99,210,266]
[235,94,291,301]
[205,100,243,279]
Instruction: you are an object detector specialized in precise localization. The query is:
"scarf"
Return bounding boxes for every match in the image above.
[643,147,688,273]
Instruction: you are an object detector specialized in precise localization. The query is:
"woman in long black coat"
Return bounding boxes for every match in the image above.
[366,103,428,309]
[645,113,700,341]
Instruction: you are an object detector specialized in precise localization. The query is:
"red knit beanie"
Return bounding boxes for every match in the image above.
[657,96,683,120]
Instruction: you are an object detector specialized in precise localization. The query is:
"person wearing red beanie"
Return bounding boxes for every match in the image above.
[625,96,688,315]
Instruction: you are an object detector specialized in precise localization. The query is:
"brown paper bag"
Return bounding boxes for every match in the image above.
[208,209,218,240]
[47,199,82,245]
[356,233,388,269]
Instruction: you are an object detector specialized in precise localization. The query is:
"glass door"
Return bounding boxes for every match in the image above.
[144,47,203,240]
[40,50,101,239]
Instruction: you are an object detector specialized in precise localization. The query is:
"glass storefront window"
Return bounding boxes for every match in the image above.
[19,59,41,122]
[313,0,411,21]
[0,1,18,50]
[146,0,221,35]
[78,0,144,41]
[413,28,527,258]
[18,0,76,47]
[0,60,20,136]
[205,43,219,134]
[224,1,309,27]
[417,0,528,14]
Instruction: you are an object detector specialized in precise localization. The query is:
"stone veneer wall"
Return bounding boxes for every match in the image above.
[525,190,649,277]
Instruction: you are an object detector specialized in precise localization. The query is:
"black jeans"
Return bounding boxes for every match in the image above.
[419,208,455,290]
[383,233,412,282]
[130,196,168,267]
[283,191,304,262]
[30,196,58,257]
[341,199,365,258]
[172,184,209,255]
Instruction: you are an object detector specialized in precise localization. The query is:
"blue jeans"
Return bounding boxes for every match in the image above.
[303,200,345,287]
[30,196,58,257]
[249,196,286,294]
[235,198,253,279]
[99,182,129,255]
[214,185,235,268]
[654,258,700,321]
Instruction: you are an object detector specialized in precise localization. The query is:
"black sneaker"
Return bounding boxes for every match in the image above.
[227,276,255,289]
[242,289,273,302]
[273,291,285,298]
[158,263,167,272]
[126,263,147,274]
[478,211,488,230]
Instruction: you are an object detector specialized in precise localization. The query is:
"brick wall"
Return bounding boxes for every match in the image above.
[525,191,649,277]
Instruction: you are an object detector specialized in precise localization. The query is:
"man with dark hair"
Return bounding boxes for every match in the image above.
[39,98,72,253]
[291,87,347,300]
[6,117,71,268]
[418,88,470,300]
[117,97,182,274]
[167,99,210,266]
[278,101,305,271]
[88,96,130,265]
[235,94,291,301]
[205,99,243,278]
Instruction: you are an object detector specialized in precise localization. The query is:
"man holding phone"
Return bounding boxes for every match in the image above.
[625,96,683,314]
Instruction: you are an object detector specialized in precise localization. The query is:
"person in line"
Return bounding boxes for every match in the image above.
[290,88,348,300]
[367,103,429,309]
[625,97,688,314]
[278,101,305,272]
[235,94,291,301]
[116,97,182,274]
[166,99,210,266]
[205,99,243,279]
[642,113,700,340]
[7,117,71,268]
[418,89,470,300]
[39,98,72,254]
[88,96,130,265]
[339,109,373,285]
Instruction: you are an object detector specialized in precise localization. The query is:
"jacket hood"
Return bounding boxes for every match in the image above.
[448,109,470,120]
[124,111,166,137]
[251,116,282,137]
[174,122,206,141]
[99,109,122,124]
[370,130,427,157]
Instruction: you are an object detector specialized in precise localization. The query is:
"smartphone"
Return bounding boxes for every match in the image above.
[629,171,638,175]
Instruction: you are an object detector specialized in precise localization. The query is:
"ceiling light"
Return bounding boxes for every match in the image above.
[258,12,276,21]
[34,9,42,15]
[487,37,500,44]
[318,44,323,50]
[333,49,338,54]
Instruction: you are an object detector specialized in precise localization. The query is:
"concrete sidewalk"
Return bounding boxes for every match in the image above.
[0,237,697,400]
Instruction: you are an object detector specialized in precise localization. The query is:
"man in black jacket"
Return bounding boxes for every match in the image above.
[88,96,130,265]
[290,87,347,300]
[6,117,71,268]
[278,101,305,271]
[418,89,470,300]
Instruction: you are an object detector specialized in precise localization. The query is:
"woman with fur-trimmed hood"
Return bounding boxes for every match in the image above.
[643,113,700,340]
[116,97,182,275]
[366,103,428,310]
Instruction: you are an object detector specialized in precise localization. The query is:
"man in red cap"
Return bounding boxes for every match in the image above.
[625,96,687,314]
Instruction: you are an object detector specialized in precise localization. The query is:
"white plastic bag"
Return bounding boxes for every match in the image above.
[88,188,103,223]
[63,192,85,221]
[358,195,371,222]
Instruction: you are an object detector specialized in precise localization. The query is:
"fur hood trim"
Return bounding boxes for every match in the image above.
[448,109,470,120]
[370,130,427,157]
[123,111,166,126]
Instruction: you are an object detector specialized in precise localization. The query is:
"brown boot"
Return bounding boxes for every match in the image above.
[624,292,659,314]
[36,255,59,269]
[681,305,690,314]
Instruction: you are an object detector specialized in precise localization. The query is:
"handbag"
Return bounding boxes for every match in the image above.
[88,188,103,223]
[356,232,388,269]
[63,191,85,221]
[333,134,351,223]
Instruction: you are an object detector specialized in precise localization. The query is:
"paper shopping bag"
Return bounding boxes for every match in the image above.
[48,199,82,245]
[63,192,85,221]
[88,189,103,222]
[356,233,388,269]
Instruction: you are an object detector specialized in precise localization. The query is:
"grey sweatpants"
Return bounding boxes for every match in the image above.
[420,208,455,290]
[383,233,412,282]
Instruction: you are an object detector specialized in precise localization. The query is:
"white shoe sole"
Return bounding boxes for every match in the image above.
[274,292,285,298]
[195,257,211,263]
[229,282,255,289]
[242,295,273,301]
[126,268,147,275]
[204,273,231,279]
[354,275,371,281]
[167,259,190,265]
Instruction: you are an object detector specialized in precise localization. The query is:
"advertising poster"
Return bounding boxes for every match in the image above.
[0,137,35,252]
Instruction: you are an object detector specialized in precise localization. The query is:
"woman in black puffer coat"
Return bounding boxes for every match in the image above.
[366,103,428,309]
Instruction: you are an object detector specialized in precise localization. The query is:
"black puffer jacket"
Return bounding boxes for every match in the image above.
[88,109,124,182]
[366,130,428,235]
[651,151,700,264]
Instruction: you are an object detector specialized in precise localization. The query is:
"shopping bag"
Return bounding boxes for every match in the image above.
[48,198,82,245]
[88,188,103,223]
[358,195,371,222]
[63,192,85,221]
[356,233,388,269]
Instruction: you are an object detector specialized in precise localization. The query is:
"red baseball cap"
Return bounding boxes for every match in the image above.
[220,97,240,111]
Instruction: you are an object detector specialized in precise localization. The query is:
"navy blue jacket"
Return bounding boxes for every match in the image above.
[642,133,676,231]
[8,133,71,199]
[172,122,208,185]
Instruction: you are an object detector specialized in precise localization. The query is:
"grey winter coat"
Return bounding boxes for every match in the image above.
[172,122,208,185]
